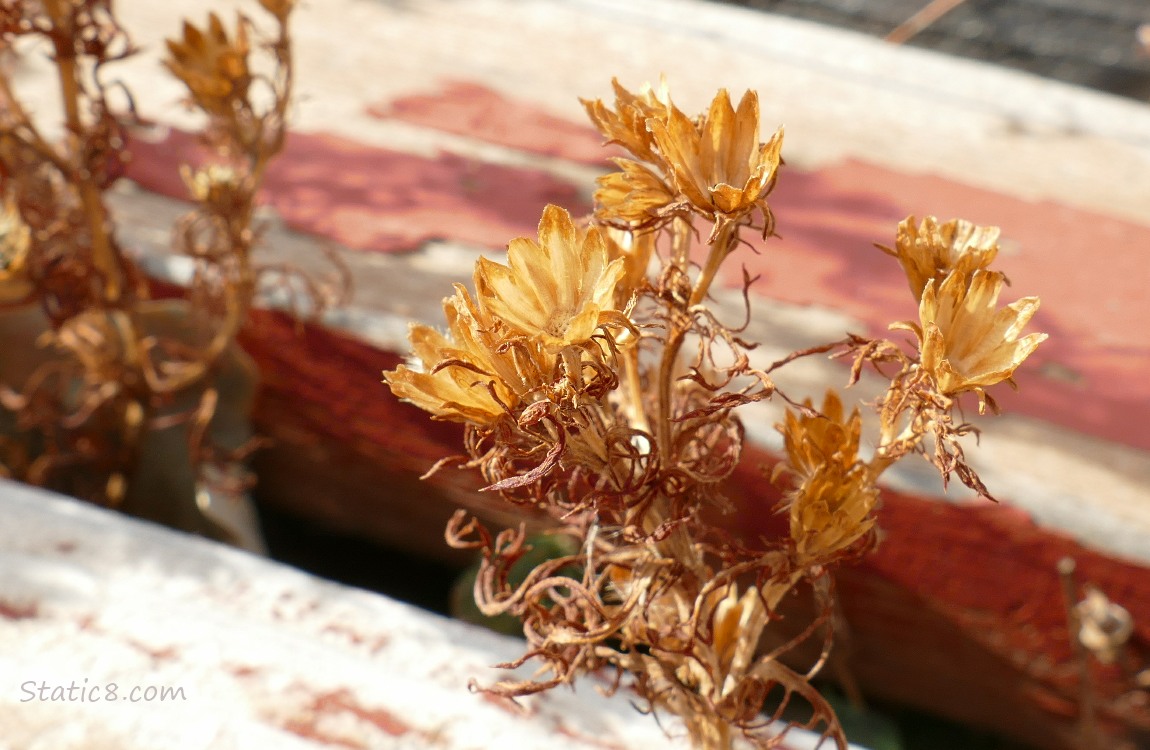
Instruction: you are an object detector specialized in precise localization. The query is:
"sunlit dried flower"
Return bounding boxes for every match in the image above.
[474,204,626,351]
[1076,586,1133,665]
[164,13,251,116]
[775,393,875,561]
[0,193,33,303]
[788,461,878,562]
[389,78,1052,750]
[384,290,523,425]
[881,216,1000,301]
[581,78,674,165]
[593,158,678,228]
[899,270,1047,407]
[776,390,861,482]
[649,89,784,222]
[180,163,250,213]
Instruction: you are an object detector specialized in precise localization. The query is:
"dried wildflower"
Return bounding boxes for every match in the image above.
[900,270,1047,406]
[584,82,783,234]
[649,89,784,223]
[389,78,1051,750]
[0,1,305,525]
[1076,586,1133,665]
[593,158,678,228]
[164,13,252,116]
[880,215,1000,300]
[775,393,876,561]
[385,289,527,425]
[787,461,878,562]
[0,192,32,303]
[581,78,674,165]
[776,390,861,482]
[474,204,627,351]
[181,164,244,204]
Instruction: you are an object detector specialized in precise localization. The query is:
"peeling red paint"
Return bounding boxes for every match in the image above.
[126,639,180,662]
[0,599,38,619]
[319,622,390,653]
[227,663,263,679]
[125,128,590,255]
[370,80,617,166]
[553,718,628,749]
[280,718,366,750]
[282,687,410,744]
[125,127,1147,452]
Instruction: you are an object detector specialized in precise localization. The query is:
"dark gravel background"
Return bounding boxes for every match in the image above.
[713,0,1150,100]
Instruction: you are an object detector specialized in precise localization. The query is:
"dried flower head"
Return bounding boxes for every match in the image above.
[776,390,861,482]
[787,461,878,562]
[0,192,33,303]
[385,290,525,425]
[593,159,678,229]
[881,216,1000,301]
[649,89,784,224]
[164,13,251,116]
[581,77,674,165]
[584,82,783,233]
[900,270,1047,406]
[180,163,251,214]
[1076,586,1133,665]
[474,204,627,351]
[776,393,876,562]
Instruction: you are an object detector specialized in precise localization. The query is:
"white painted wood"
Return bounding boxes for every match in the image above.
[0,480,861,749]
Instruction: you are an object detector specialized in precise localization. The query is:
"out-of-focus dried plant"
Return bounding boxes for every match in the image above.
[1057,557,1150,750]
[384,78,1048,748]
[0,0,338,541]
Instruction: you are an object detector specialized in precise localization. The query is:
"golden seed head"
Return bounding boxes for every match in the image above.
[474,204,625,352]
[777,390,861,483]
[883,215,1001,302]
[649,88,784,220]
[788,461,878,562]
[180,163,248,209]
[164,13,252,115]
[0,192,32,302]
[910,269,1047,403]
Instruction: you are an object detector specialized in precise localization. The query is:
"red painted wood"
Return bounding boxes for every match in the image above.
[369,80,619,166]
